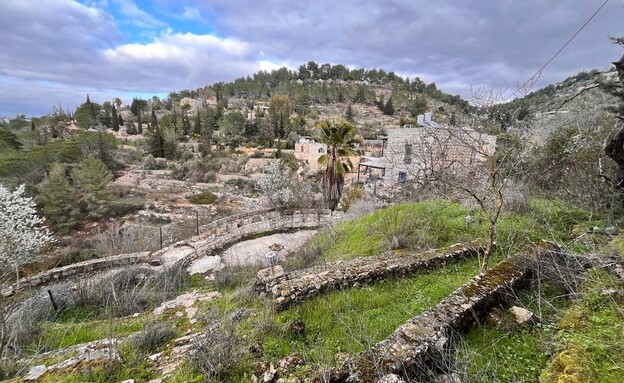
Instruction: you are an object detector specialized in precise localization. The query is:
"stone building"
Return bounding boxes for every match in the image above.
[294,137,327,170]
[383,124,497,185]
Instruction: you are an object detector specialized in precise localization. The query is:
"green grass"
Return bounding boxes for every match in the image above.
[541,269,624,383]
[258,257,481,366]
[311,199,594,263]
[38,342,155,383]
[457,280,570,383]
[35,316,145,351]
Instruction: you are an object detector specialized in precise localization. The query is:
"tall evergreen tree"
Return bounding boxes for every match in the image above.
[137,110,143,134]
[194,111,202,135]
[111,105,120,132]
[31,120,36,132]
[150,107,158,129]
[384,96,395,115]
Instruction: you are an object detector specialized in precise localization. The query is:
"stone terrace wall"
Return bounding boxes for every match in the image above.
[160,208,336,266]
[257,241,485,311]
[337,245,559,383]
[4,209,336,298]
[2,252,151,298]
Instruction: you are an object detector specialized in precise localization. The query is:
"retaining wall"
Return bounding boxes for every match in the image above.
[256,241,485,311]
[4,209,336,298]
[337,244,560,383]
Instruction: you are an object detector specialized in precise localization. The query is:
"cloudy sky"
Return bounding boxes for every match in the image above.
[0,0,623,117]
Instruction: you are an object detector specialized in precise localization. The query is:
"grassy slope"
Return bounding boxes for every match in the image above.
[19,198,615,383]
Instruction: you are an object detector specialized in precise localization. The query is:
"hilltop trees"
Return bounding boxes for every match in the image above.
[316,120,359,211]
[218,112,246,150]
[74,95,102,129]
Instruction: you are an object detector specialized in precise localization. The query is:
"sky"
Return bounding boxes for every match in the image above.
[0,0,623,117]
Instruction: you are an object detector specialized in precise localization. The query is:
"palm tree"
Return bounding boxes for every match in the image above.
[316,120,359,211]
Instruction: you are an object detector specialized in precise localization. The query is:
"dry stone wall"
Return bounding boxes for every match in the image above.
[4,209,336,298]
[255,241,485,311]
[337,244,561,383]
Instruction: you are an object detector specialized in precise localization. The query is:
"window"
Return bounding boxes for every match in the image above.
[318,148,325,154]
[403,143,413,164]
[398,171,407,183]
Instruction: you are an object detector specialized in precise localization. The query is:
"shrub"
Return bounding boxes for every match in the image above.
[70,265,190,317]
[188,191,218,205]
[132,321,177,353]
[189,309,245,379]
[341,185,363,212]
[143,154,157,170]
[213,265,260,291]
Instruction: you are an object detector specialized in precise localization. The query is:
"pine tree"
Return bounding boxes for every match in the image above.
[111,105,120,132]
[37,163,81,232]
[71,157,113,219]
[31,120,36,132]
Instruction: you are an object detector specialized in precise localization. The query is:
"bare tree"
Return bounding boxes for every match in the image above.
[383,87,531,273]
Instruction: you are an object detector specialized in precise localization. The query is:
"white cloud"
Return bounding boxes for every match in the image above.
[111,0,167,29]
[181,6,204,22]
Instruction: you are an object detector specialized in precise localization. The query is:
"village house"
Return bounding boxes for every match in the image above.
[357,113,497,186]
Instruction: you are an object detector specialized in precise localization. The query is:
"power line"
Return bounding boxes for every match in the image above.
[507,0,609,100]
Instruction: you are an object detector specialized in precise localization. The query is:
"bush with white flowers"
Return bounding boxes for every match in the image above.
[0,184,53,280]
[258,160,294,207]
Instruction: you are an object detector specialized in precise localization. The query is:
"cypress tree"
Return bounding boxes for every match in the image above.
[111,105,120,132]
[31,120,36,132]
[384,96,395,115]
[137,110,143,134]
[194,112,201,135]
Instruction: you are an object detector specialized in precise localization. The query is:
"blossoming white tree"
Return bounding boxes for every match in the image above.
[0,184,53,282]
[258,160,295,207]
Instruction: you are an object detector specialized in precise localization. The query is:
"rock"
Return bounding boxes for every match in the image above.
[254,265,286,294]
[278,353,304,370]
[436,373,462,383]
[148,352,162,361]
[48,357,79,371]
[510,306,539,324]
[263,363,277,383]
[154,291,221,317]
[119,380,135,383]
[253,361,271,379]
[147,379,163,383]
[24,365,47,381]
[1,285,14,298]
[288,319,305,337]
[601,288,617,296]
[379,374,407,383]
[250,342,264,358]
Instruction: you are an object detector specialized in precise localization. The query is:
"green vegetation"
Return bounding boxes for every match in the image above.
[188,191,218,205]
[312,199,586,262]
[37,317,144,351]
[262,258,481,365]
[541,269,624,383]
